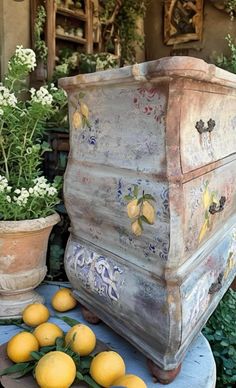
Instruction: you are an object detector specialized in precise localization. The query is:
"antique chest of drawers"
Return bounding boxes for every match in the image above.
[60,57,236,381]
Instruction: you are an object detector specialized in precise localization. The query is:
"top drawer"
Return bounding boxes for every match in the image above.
[180,89,236,173]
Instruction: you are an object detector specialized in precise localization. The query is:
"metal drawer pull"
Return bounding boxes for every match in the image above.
[209,196,226,214]
[195,118,216,134]
[209,272,223,294]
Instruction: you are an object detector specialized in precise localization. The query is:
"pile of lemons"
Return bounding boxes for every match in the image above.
[5,288,146,388]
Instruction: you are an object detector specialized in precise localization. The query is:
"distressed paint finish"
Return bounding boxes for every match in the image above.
[60,57,236,370]
[181,223,236,343]
[180,86,236,173]
[183,159,236,262]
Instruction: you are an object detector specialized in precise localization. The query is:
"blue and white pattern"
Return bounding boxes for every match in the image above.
[66,240,123,302]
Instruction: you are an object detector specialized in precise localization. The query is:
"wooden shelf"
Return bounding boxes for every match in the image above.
[56,33,86,44]
[56,7,87,21]
[43,0,93,79]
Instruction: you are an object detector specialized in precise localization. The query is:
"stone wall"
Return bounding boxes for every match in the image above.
[144,1,235,63]
[0,0,31,80]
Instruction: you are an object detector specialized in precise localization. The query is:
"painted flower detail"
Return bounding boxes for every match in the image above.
[72,93,90,129]
[124,185,156,236]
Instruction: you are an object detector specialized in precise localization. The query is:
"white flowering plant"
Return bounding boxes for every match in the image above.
[0,46,66,221]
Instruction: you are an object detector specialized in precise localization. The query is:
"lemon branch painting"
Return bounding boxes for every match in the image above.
[124,185,156,236]
[72,92,90,129]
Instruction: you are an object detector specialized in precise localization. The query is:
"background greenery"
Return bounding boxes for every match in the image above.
[203,289,236,388]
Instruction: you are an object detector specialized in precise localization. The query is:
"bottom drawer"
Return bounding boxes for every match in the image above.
[181,219,236,343]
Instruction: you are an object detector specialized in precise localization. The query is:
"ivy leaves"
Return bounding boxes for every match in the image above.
[203,289,236,387]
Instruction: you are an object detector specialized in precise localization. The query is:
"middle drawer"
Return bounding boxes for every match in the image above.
[181,158,236,263]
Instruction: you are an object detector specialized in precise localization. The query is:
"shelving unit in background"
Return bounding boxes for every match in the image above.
[45,0,93,79]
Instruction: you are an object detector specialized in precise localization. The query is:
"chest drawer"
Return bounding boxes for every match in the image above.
[181,222,236,342]
[182,158,236,262]
[180,89,236,173]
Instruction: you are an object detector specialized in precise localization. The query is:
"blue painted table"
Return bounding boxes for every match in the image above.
[0,283,216,387]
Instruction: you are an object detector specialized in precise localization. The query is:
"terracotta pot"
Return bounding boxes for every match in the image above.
[0,213,60,318]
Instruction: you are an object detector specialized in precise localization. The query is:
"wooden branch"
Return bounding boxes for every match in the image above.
[102,0,123,26]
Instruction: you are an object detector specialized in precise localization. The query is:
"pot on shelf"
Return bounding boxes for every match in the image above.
[0,213,60,318]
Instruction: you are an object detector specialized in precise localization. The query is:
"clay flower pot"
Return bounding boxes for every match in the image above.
[0,213,60,318]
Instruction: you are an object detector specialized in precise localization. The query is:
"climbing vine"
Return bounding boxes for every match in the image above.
[99,0,148,65]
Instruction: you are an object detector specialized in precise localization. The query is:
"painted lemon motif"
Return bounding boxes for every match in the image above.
[198,219,209,242]
[72,111,82,129]
[131,220,142,236]
[127,199,140,219]
[80,102,89,119]
[223,252,235,279]
[203,187,212,209]
[142,200,155,224]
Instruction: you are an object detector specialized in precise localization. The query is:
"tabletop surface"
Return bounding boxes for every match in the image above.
[0,283,216,388]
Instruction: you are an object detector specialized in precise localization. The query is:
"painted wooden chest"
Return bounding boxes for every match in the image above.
[60,57,236,380]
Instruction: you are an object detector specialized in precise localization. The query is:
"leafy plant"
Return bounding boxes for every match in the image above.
[0,46,67,220]
[225,0,236,17]
[34,5,48,63]
[213,34,236,74]
[99,0,148,64]
[203,289,236,388]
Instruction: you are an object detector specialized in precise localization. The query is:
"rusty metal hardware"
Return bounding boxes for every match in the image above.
[195,118,216,134]
[209,196,226,214]
[209,272,223,294]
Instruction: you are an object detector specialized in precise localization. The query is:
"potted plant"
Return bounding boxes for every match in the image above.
[0,46,66,318]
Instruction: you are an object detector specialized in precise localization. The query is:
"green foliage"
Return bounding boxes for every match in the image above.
[214,34,236,74]
[225,0,236,13]
[0,46,67,220]
[100,0,148,64]
[203,289,236,388]
[34,5,48,62]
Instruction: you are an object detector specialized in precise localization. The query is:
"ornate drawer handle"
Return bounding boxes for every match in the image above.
[209,196,226,214]
[195,118,216,134]
[209,272,223,294]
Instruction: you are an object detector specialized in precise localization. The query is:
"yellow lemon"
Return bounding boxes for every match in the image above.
[65,324,96,356]
[112,374,147,388]
[90,351,126,387]
[142,200,155,224]
[72,111,82,128]
[131,220,142,236]
[51,288,77,312]
[35,351,76,388]
[33,322,63,347]
[127,199,140,219]
[7,331,39,363]
[80,102,89,119]
[22,303,50,327]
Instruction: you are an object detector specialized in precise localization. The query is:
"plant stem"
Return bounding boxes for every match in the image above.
[0,122,9,180]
